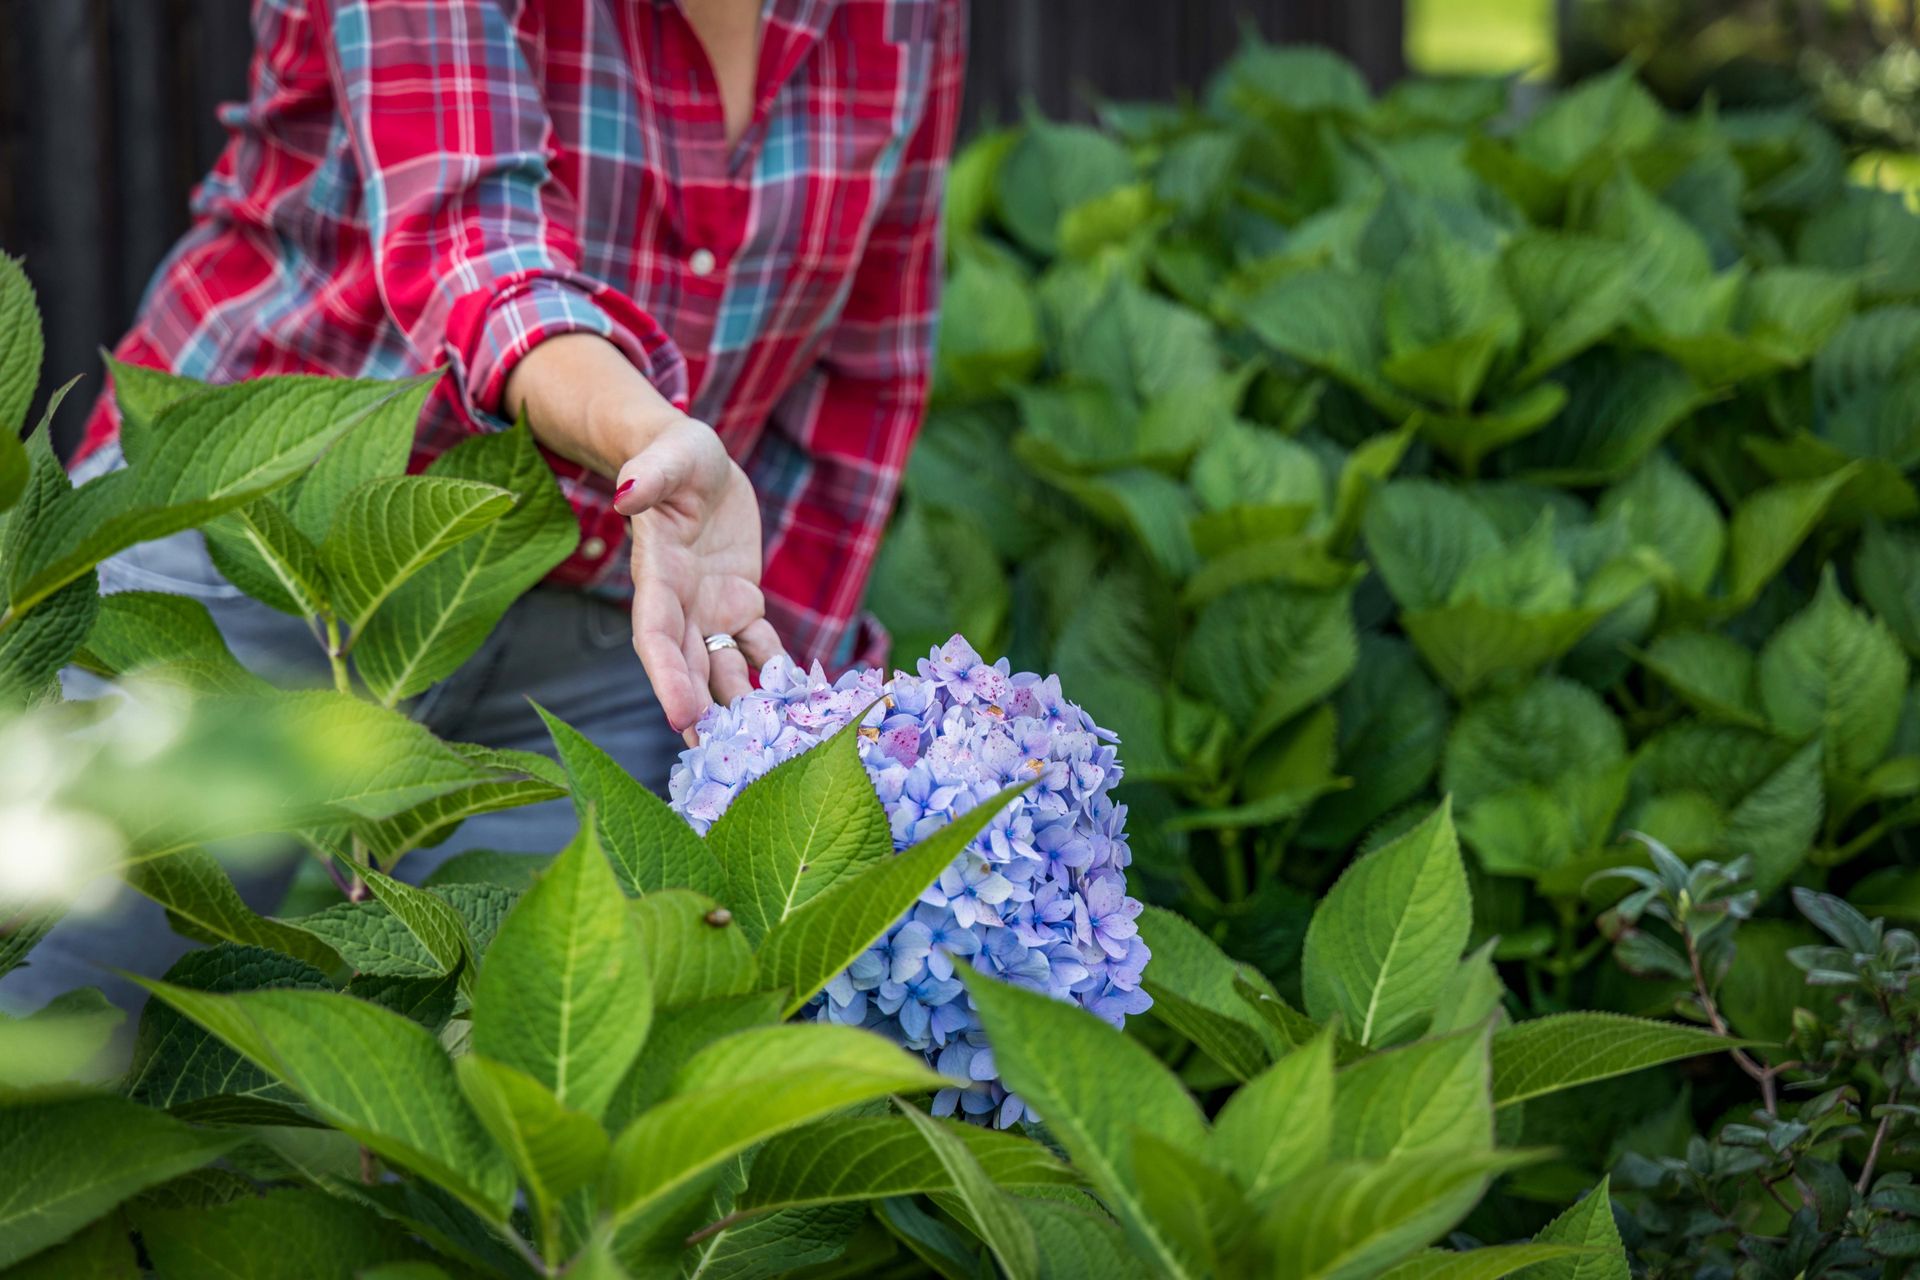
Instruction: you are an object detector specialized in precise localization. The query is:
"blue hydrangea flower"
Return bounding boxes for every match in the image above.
[668,635,1153,1127]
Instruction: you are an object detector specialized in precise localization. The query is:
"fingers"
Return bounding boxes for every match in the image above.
[708,643,753,708]
[630,582,705,735]
[735,618,785,668]
[679,615,711,747]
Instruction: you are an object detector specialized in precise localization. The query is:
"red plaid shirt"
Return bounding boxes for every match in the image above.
[81,0,965,669]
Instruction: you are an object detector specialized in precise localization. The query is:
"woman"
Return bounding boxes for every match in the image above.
[11,0,964,1006]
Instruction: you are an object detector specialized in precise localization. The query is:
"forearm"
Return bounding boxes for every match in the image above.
[502,333,685,477]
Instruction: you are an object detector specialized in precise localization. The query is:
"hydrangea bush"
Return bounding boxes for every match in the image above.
[669,636,1151,1127]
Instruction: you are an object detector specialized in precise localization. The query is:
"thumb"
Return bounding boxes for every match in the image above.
[611,435,695,518]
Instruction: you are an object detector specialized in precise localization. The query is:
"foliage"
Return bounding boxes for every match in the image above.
[1599,836,1920,1275]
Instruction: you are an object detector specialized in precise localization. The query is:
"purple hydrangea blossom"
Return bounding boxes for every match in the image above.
[668,635,1152,1128]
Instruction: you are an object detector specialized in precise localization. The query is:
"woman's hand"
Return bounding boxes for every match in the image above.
[613,417,783,739]
[503,334,784,739]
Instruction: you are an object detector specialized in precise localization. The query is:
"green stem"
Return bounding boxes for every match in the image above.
[1220,829,1249,904]
[323,617,351,696]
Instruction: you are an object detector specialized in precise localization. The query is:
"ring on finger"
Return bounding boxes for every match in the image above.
[704,632,739,654]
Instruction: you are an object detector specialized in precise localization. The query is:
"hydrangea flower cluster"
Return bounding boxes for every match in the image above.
[668,636,1151,1128]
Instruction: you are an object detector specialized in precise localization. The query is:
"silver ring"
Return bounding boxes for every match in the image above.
[704,632,739,654]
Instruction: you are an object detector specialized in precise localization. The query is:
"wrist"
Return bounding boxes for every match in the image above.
[584,388,682,474]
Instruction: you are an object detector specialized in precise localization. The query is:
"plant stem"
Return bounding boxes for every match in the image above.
[1220,829,1248,904]
[1683,920,1777,1114]
[687,1209,752,1247]
[1858,1082,1900,1193]
[324,616,351,695]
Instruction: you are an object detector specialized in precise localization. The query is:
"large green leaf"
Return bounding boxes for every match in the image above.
[601,1024,947,1223]
[353,747,567,871]
[534,704,723,896]
[1489,1013,1737,1108]
[1377,1244,1594,1280]
[454,1054,608,1227]
[126,944,330,1125]
[289,376,437,544]
[1722,468,1854,608]
[354,423,578,706]
[1857,520,1920,659]
[356,863,478,990]
[1364,480,1505,611]
[9,374,432,616]
[1137,906,1284,1081]
[1302,802,1471,1047]
[1255,1149,1543,1280]
[0,571,98,707]
[1303,635,1450,848]
[0,1095,240,1267]
[898,1102,1040,1280]
[324,476,515,635]
[755,783,1024,1015]
[203,499,331,619]
[132,1186,427,1280]
[705,723,892,945]
[995,120,1133,257]
[631,889,758,1008]
[1757,568,1909,776]
[72,591,268,694]
[962,970,1208,1278]
[135,980,516,1219]
[1208,1028,1336,1198]
[1503,231,1641,381]
[1521,1176,1629,1280]
[126,847,340,971]
[1600,452,1724,597]
[1182,582,1357,746]
[470,822,651,1120]
[737,1115,1077,1215]
[0,255,43,438]
[1330,1027,1493,1159]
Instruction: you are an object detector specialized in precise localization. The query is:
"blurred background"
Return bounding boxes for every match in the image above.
[1,0,1915,456]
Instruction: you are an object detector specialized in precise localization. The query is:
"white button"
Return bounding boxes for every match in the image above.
[688,248,717,277]
[580,536,608,559]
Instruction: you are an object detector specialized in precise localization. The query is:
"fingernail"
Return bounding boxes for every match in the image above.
[614,478,635,499]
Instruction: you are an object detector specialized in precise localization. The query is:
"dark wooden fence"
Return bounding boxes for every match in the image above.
[0,1,1403,454]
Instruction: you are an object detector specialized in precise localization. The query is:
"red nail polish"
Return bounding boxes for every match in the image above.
[614,478,634,499]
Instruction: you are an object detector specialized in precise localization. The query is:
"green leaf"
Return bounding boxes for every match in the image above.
[1364,480,1504,611]
[354,423,579,705]
[1632,725,1823,893]
[602,1024,947,1223]
[961,970,1207,1278]
[132,1186,427,1280]
[127,847,341,972]
[352,749,567,871]
[0,1217,138,1280]
[203,499,331,619]
[1758,568,1909,776]
[0,1095,239,1268]
[1381,243,1519,410]
[324,476,515,634]
[756,783,1025,1016]
[356,863,478,990]
[471,822,651,1120]
[1724,468,1854,608]
[1256,1149,1544,1280]
[104,358,206,463]
[1503,231,1641,381]
[1303,635,1449,849]
[1019,1195,1153,1280]
[1377,1243,1594,1280]
[10,374,433,617]
[603,991,785,1131]
[534,704,723,897]
[1240,268,1398,412]
[1600,452,1724,597]
[1490,1013,1738,1108]
[285,900,441,979]
[135,979,516,1219]
[1636,631,1766,728]
[1857,520,1920,659]
[0,571,98,708]
[1521,1176,1629,1280]
[706,722,892,945]
[995,120,1133,257]
[898,1103,1040,1280]
[1402,602,1604,698]
[126,944,330,1125]
[1428,940,1507,1035]
[1136,906,1283,1080]
[938,249,1044,399]
[630,889,758,1008]
[0,256,43,436]
[1331,1027,1493,1159]
[0,988,124,1090]
[737,1116,1077,1214]
[290,376,438,544]
[1302,802,1471,1047]
[1508,352,1703,485]
[1183,583,1357,746]
[73,591,268,694]
[1209,1028,1336,1198]
[454,1054,608,1222]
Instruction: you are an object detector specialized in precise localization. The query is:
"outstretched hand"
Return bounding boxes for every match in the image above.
[612,416,784,743]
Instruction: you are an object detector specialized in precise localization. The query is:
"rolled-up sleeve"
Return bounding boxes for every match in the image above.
[316,0,688,425]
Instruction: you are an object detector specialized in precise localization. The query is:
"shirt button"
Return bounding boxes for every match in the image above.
[580,536,608,559]
[688,248,717,278]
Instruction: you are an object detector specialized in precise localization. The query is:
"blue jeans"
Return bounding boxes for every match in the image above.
[1,518,683,1013]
